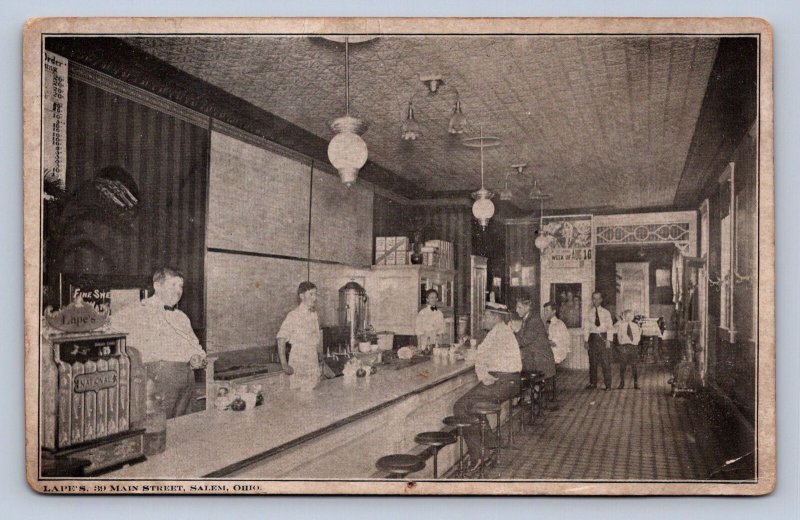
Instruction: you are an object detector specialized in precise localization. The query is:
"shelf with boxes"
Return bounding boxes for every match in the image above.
[374,236,411,266]
[373,236,455,270]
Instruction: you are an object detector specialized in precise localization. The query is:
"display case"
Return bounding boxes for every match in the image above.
[366,265,456,344]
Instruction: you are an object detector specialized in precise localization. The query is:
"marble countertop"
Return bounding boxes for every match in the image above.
[109,358,474,479]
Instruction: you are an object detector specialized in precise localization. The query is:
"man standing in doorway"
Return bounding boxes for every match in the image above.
[583,291,615,390]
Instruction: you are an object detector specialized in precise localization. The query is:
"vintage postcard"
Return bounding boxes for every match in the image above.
[23,17,774,495]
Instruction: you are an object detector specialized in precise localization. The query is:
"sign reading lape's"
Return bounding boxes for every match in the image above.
[45,298,110,333]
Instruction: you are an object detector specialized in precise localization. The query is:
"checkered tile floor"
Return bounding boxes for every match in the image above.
[491,365,731,481]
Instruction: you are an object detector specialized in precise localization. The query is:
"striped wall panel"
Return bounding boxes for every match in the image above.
[60,78,209,335]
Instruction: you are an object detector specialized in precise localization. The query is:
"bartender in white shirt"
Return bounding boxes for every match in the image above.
[452,308,522,473]
[543,301,570,364]
[415,289,446,349]
[111,267,206,419]
[277,281,323,394]
[582,291,615,391]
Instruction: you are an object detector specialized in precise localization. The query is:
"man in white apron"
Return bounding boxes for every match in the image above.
[277,281,323,393]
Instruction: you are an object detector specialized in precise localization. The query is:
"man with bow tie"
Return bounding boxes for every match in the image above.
[583,291,615,390]
[112,267,206,418]
[614,309,642,389]
[415,289,446,349]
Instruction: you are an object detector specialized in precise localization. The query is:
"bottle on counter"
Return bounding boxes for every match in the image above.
[143,375,167,456]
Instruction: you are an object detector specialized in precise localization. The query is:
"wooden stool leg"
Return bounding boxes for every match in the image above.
[478,419,487,479]
[457,427,465,478]
[494,410,502,463]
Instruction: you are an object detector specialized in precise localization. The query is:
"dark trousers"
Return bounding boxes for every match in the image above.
[588,333,612,388]
[453,372,521,462]
[617,344,639,384]
[145,361,195,419]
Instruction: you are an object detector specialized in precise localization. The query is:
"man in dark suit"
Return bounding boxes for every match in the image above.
[511,298,556,380]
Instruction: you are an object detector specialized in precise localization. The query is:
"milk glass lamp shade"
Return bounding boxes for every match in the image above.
[328,115,369,186]
[471,188,495,229]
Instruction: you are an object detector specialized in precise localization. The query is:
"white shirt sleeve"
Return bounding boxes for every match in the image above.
[602,309,615,336]
[475,326,496,384]
[631,322,642,345]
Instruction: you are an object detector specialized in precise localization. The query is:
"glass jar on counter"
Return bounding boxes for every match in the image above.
[143,375,167,456]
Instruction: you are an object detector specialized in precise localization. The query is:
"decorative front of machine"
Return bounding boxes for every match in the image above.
[40,330,147,476]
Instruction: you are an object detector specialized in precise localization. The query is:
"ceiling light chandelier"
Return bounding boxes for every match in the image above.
[529,179,553,250]
[400,76,468,140]
[327,36,369,187]
[499,163,527,201]
[463,127,502,229]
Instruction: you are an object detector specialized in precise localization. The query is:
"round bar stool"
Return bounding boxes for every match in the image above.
[471,401,502,477]
[375,454,425,479]
[443,415,479,478]
[414,431,457,479]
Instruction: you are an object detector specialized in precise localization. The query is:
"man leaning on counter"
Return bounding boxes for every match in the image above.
[111,267,207,419]
[452,308,522,474]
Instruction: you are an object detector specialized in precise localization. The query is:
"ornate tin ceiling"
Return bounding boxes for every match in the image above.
[125,36,719,211]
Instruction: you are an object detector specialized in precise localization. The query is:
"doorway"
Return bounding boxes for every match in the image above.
[615,262,650,317]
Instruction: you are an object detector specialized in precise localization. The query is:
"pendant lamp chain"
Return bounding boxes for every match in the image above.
[480,125,485,189]
[345,37,350,115]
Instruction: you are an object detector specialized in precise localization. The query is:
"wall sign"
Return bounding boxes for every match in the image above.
[45,296,110,333]
[541,215,593,269]
[42,51,68,192]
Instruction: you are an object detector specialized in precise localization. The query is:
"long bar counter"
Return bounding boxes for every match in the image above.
[109,358,476,479]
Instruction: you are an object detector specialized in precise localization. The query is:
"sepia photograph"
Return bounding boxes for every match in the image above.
[22,17,775,495]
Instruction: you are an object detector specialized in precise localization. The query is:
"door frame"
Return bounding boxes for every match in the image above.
[615,261,650,317]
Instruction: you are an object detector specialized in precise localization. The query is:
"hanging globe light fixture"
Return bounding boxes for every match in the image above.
[463,127,502,229]
[529,179,553,250]
[327,37,369,187]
